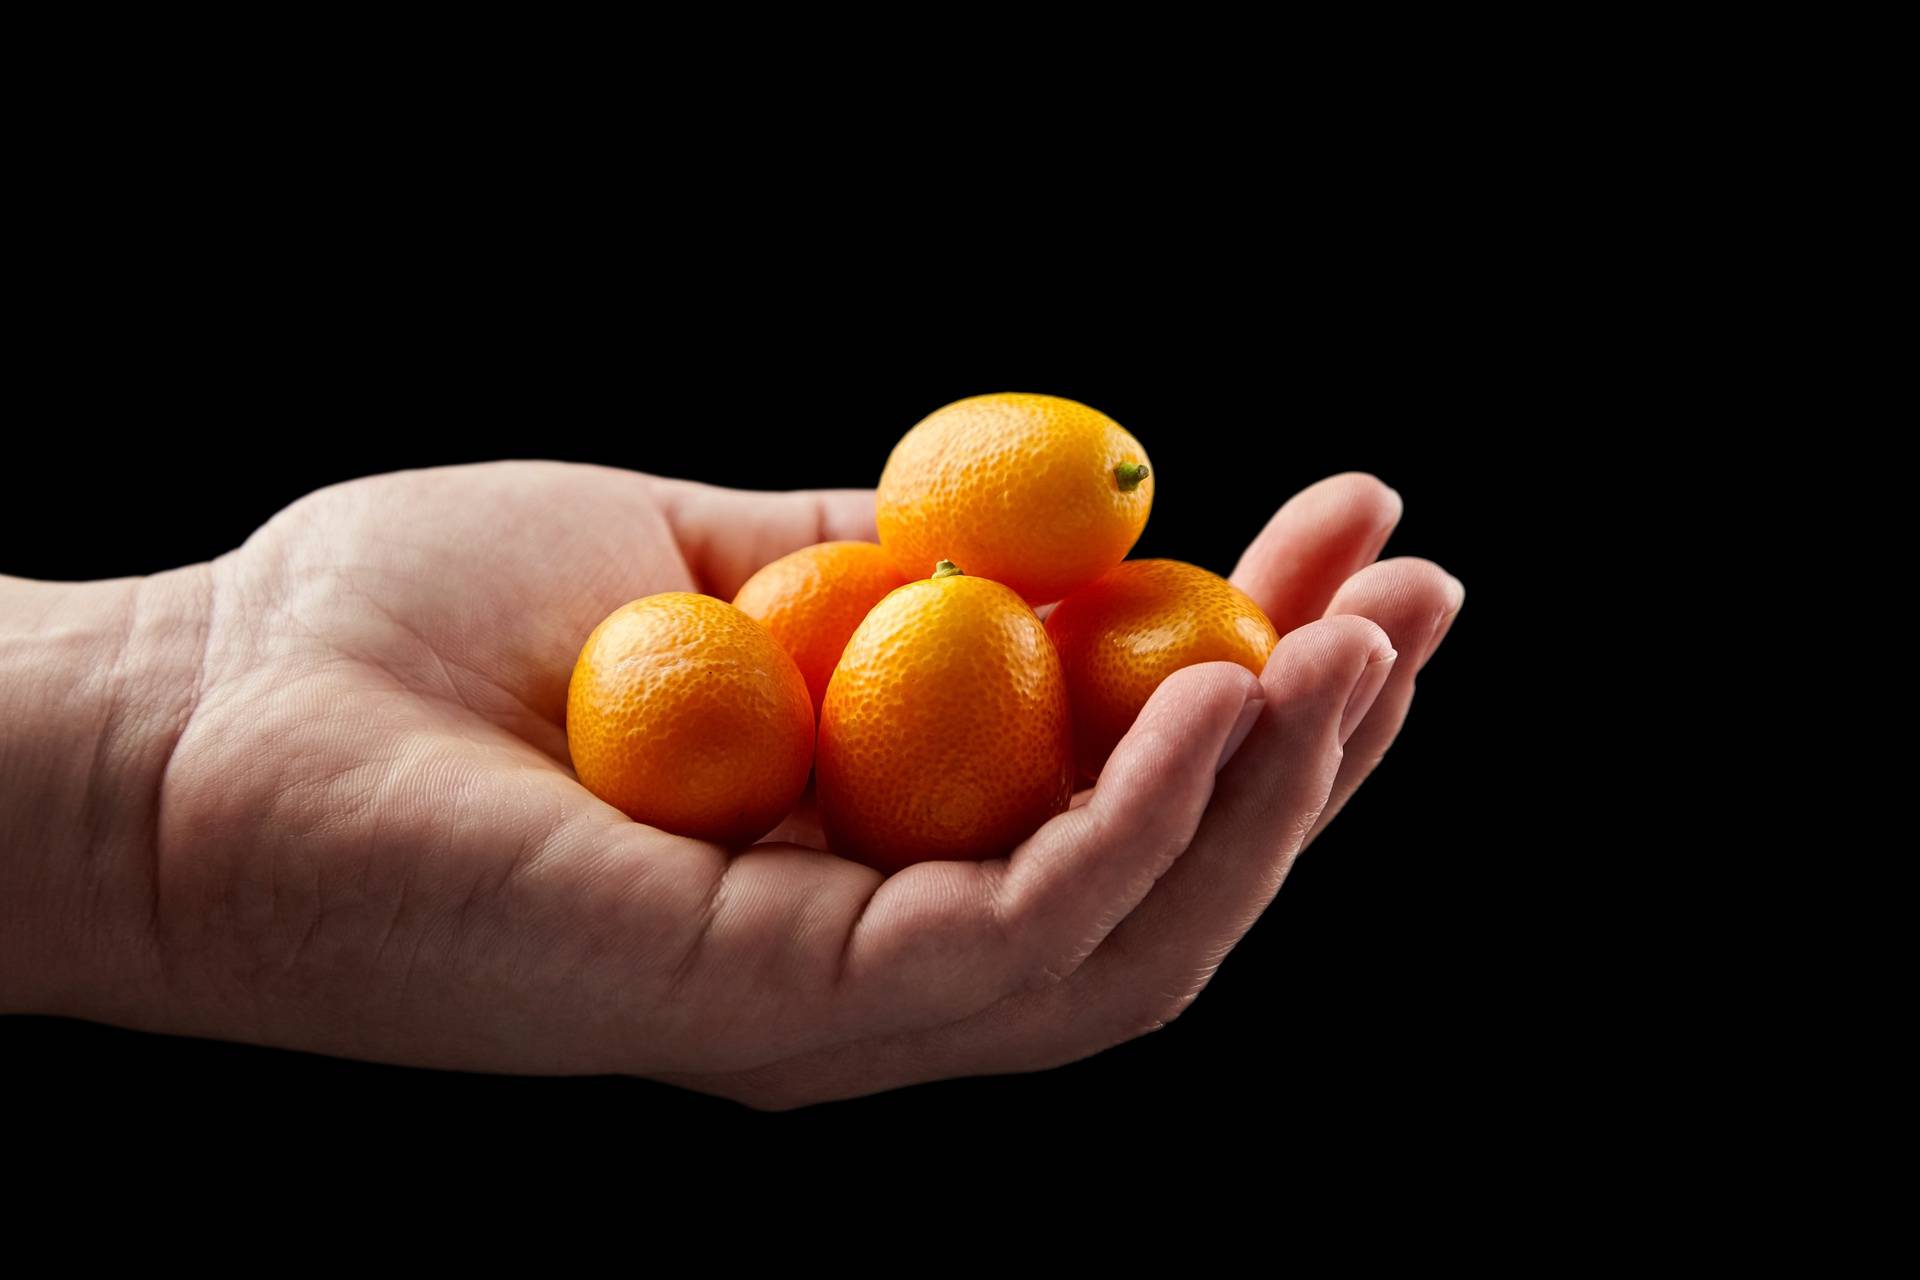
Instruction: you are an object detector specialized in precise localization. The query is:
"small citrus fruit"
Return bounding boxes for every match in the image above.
[876,392,1153,604]
[732,541,906,715]
[566,592,814,846]
[817,562,1073,871]
[1046,559,1279,779]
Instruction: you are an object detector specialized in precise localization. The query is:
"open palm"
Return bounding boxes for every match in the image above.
[146,461,1461,1106]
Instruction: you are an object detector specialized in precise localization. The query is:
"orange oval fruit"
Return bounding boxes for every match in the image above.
[566,592,814,846]
[1046,559,1279,779]
[876,392,1153,604]
[732,541,907,716]
[817,563,1073,872]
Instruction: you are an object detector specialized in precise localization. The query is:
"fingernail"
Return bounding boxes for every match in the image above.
[1340,650,1397,743]
[1216,691,1266,772]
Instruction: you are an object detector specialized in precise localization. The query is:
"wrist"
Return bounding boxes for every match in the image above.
[0,566,212,1017]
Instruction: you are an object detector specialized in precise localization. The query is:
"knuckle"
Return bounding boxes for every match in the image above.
[1133,805,1197,868]
[1016,959,1058,993]
[988,879,1081,996]
[1019,955,1074,994]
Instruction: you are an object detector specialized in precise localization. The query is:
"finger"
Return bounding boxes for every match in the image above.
[830,662,1262,1029]
[1231,473,1402,635]
[1001,661,1264,979]
[1085,614,1395,987]
[665,616,1397,1106]
[649,477,878,598]
[1301,558,1465,847]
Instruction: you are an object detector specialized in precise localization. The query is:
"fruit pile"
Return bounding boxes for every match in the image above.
[566,392,1278,870]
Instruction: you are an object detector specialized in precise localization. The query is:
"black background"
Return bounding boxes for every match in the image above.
[3,248,1568,1154]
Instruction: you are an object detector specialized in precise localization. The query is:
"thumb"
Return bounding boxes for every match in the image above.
[648,477,878,598]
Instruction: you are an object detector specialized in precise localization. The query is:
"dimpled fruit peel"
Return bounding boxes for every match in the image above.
[815,562,1074,872]
[876,392,1153,605]
[732,540,907,716]
[566,592,814,846]
[1046,559,1279,779]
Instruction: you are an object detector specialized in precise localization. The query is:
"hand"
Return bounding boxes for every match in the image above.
[0,462,1462,1105]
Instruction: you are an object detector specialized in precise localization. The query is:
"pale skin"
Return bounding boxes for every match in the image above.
[0,462,1462,1107]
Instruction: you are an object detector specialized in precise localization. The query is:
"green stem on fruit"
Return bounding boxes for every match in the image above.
[932,560,964,579]
[1115,461,1150,492]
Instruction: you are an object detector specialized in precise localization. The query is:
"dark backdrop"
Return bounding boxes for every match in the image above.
[3,281,1555,1150]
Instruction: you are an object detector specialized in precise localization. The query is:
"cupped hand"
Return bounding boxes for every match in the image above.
[131,462,1460,1105]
